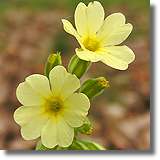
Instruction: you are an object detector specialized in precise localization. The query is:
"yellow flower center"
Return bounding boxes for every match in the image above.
[83,37,100,52]
[50,101,61,112]
[44,98,63,115]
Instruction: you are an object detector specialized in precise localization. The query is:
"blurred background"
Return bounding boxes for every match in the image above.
[0,0,150,150]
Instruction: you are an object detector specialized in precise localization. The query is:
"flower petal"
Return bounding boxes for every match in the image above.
[98,45,135,70]
[41,115,74,148]
[41,117,57,148]
[16,74,51,106]
[96,13,133,46]
[14,106,49,140]
[76,48,103,62]
[49,66,80,99]
[99,23,133,46]
[62,93,90,127]
[61,19,83,47]
[56,116,74,147]
[75,1,104,39]
[74,2,88,39]
[49,66,67,95]
[59,73,80,100]
[96,13,126,40]
[25,74,51,97]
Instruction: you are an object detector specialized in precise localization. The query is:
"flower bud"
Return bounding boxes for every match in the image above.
[75,117,93,135]
[68,54,91,79]
[80,77,109,99]
[45,52,62,79]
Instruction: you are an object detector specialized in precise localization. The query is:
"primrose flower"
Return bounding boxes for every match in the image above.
[14,66,90,148]
[62,1,135,70]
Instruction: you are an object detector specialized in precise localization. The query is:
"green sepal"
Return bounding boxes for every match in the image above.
[45,52,62,79]
[80,77,109,99]
[68,54,91,79]
[75,117,93,136]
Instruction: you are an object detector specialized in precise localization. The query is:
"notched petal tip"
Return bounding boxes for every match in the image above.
[89,1,102,6]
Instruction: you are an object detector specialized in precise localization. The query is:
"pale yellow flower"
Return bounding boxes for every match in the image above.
[62,1,135,70]
[14,66,90,148]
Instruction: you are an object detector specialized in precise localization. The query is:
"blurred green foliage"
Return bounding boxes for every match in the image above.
[0,0,150,38]
[0,0,150,12]
[0,0,149,58]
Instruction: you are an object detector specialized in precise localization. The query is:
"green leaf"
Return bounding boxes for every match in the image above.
[69,140,106,150]
[81,140,106,150]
